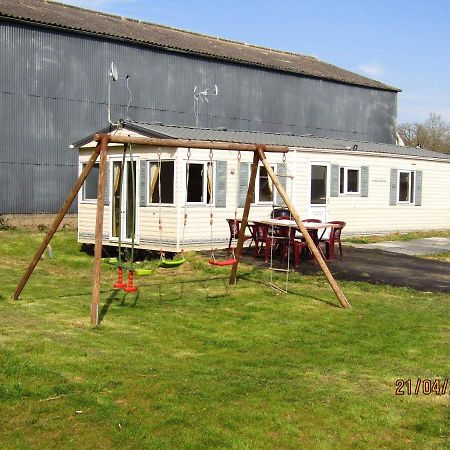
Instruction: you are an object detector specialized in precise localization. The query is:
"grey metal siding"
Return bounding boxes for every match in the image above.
[0,21,398,213]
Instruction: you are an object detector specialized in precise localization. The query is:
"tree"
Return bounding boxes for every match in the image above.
[398,113,450,154]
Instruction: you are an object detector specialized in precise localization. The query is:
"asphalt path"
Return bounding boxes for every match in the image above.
[298,246,450,293]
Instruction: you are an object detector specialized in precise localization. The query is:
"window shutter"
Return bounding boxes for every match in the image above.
[276,164,287,206]
[238,162,249,207]
[215,161,227,208]
[389,169,398,206]
[360,166,369,197]
[330,164,339,197]
[415,170,423,206]
[139,160,147,207]
[103,161,110,206]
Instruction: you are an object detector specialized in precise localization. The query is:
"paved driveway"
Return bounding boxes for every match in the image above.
[299,245,450,293]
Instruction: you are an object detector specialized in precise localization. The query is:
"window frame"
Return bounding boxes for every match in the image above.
[397,170,415,204]
[80,162,100,204]
[339,166,361,195]
[185,160,214,205]
[147,159,176,206]
[252,163,275,205]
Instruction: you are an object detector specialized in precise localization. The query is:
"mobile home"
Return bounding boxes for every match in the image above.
[74,122,450,252]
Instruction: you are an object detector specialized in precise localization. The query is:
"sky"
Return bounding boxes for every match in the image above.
[60,0,450,124]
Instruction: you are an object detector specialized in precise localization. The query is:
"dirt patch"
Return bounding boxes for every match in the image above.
[1,214,77,231]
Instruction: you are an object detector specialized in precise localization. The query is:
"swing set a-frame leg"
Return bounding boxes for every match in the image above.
[229,150,259,285]
[229,145,351,309]
[12,142,103,301]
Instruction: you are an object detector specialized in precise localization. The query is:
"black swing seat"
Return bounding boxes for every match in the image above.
[208,258,237,266]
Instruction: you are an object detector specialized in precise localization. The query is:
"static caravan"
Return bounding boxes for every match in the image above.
[74,122,450,252]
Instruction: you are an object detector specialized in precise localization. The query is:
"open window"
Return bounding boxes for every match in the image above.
[398,170,415,204]
[81,162,99,202]
[252,165,274,204]
[148,160,175,205]
[186,162,213,204]
[339,167,360,195]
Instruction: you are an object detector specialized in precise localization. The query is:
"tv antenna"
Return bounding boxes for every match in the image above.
[193,84,219,127]
[107,62,132,126]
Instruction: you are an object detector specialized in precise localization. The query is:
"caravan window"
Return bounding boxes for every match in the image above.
[82,163,99,201]
[148,161,174,204]
[257,166,273,203]
[186,162,213,204]
[339,167,360,194]
[250,165,274,204]
[398,171,415,203]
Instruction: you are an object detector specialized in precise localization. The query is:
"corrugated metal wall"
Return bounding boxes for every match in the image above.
[0,21,397,213]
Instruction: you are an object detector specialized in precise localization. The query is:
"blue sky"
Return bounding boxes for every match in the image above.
[61,0,450,124]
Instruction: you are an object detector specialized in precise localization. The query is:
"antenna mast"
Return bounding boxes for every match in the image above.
[107,62,132,126]
[193,84,219,128]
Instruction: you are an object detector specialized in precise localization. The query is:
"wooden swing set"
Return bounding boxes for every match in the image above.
[12,133,350,326]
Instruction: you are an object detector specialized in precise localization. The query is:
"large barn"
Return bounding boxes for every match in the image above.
[0,0,401,217]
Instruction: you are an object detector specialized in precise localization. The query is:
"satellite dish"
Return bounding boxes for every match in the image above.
[110,62,118,81]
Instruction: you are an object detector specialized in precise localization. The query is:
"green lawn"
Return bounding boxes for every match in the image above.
[344,229,450,244]
[0,230,449,449]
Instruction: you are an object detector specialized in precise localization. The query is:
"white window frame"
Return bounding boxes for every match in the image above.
[108,156,140,244]
[80,162,99,204]
[397,170,415,204]
[339,166,361,195]
[147,159,176,206]
[185,160,214,205]
[252,163,275,205]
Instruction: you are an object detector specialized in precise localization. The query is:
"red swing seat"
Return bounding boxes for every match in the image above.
[208,258,237,266]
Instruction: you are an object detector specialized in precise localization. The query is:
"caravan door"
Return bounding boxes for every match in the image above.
[110,157,139,244]
[308,163,329,222]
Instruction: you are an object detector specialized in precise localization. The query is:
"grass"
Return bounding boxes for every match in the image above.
[0,230,449,449]
[344,229,450,244]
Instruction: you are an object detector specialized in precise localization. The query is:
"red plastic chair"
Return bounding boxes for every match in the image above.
[252,222,270,258]
[226,219,253,252]
[319,221,346,260]
[293,239,308,268]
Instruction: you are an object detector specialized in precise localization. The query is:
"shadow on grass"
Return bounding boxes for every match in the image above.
[238,273,341,309]
[98,290,119,324]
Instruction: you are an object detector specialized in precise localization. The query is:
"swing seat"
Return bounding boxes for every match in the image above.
[208,258,237,266]
[135,268,153,276]
[159,258,186,268]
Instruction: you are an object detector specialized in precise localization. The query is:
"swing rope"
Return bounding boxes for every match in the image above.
[181,149,191,257]
[208,149,237,267]
[157,148,164,261]
[229,150,241,260]
[158,148,186,268]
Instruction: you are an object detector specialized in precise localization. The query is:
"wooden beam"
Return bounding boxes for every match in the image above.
[256,147,351,309]
[13,143,102,301]
[94,133,288,153]
[229,150,259,285]
[90,136,109,326]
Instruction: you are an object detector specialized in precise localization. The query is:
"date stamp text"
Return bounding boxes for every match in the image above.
[395,379,449,396]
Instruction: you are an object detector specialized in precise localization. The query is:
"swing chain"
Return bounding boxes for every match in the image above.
[157,147,164,260]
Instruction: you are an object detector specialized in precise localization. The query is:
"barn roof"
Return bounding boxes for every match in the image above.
[74,122,450,161]
[0,0,400,92]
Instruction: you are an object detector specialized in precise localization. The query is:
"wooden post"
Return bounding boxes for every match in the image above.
[13,143,102,300]
[229,150,260,285]
[256,148,351,309]
[90,136,109,325]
